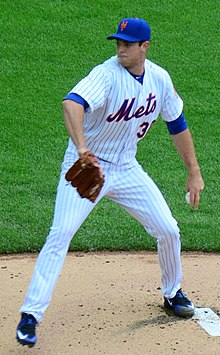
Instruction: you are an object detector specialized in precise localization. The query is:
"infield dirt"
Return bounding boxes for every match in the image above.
[1,252,220,355]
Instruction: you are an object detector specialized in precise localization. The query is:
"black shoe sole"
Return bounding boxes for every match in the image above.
[16,336,36,348]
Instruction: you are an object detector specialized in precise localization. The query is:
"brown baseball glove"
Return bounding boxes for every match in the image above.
[65,151,105,203]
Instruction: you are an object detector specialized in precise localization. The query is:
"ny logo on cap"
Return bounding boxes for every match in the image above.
[120,21,128,31]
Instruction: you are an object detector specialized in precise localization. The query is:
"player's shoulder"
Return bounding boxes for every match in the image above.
[94,56,120,74]
[89,56,120,86]
[103,56,120,68]
[145,59,170,80]
[88,56,118,78]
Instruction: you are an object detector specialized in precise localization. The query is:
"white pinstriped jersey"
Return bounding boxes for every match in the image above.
[67,56,183,165]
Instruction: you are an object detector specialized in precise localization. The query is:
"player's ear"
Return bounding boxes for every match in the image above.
[140,41,150,54]
[143,41,150,50]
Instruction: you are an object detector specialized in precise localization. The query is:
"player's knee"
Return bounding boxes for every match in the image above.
[146,217,180,240]
[167,223,180,238]
[157,223,180,244]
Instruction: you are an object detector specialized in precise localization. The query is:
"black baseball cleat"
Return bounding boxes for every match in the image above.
[164,289,195,317]
[16,313,38,347]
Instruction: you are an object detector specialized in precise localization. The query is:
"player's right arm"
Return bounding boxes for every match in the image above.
[62,99,88,156]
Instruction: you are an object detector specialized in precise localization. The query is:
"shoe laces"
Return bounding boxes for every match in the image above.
[172,289,191,305]
[176,289,186,297]
[22,314,37,324]
[20,314,37,336]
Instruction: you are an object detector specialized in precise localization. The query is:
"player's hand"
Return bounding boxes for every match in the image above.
[78,149,104,180]
[186,171,205,209]
[65,151,105,202]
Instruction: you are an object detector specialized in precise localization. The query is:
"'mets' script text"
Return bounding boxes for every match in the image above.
[106,93,157,122]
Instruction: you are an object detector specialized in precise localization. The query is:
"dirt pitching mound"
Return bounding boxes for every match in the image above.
[1,251,220,354]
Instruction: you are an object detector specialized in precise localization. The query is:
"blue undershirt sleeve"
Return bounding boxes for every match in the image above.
[63,93,89,110]
[166,113,188,135]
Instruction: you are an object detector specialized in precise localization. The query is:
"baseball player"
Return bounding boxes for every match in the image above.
[16,18,204,347]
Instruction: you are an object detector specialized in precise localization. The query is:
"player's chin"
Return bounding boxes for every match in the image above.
[118,56,128,67]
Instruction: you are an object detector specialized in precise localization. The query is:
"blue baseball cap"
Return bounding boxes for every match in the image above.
[107,18,151,42]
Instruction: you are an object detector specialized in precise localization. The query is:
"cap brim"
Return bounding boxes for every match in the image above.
[107,33,141,42]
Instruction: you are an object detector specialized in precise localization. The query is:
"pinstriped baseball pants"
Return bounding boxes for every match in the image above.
[20,159,182,322]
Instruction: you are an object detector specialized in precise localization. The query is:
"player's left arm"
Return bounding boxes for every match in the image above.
[171,128,205,209]
[161,71,205,209]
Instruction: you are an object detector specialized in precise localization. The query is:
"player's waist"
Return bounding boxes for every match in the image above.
[66,139,137,168]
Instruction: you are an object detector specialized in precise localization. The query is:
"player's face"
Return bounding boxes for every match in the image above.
[116,40,149,74]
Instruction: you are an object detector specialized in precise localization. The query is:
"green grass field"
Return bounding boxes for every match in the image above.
[1,0,219,253]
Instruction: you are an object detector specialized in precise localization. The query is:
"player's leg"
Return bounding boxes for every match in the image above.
[106,162,182,298]
[16,168,112,346]
[16,152,117,346]
[106,162,194,317]
[19,170,107,323]
[16,172,94,346]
